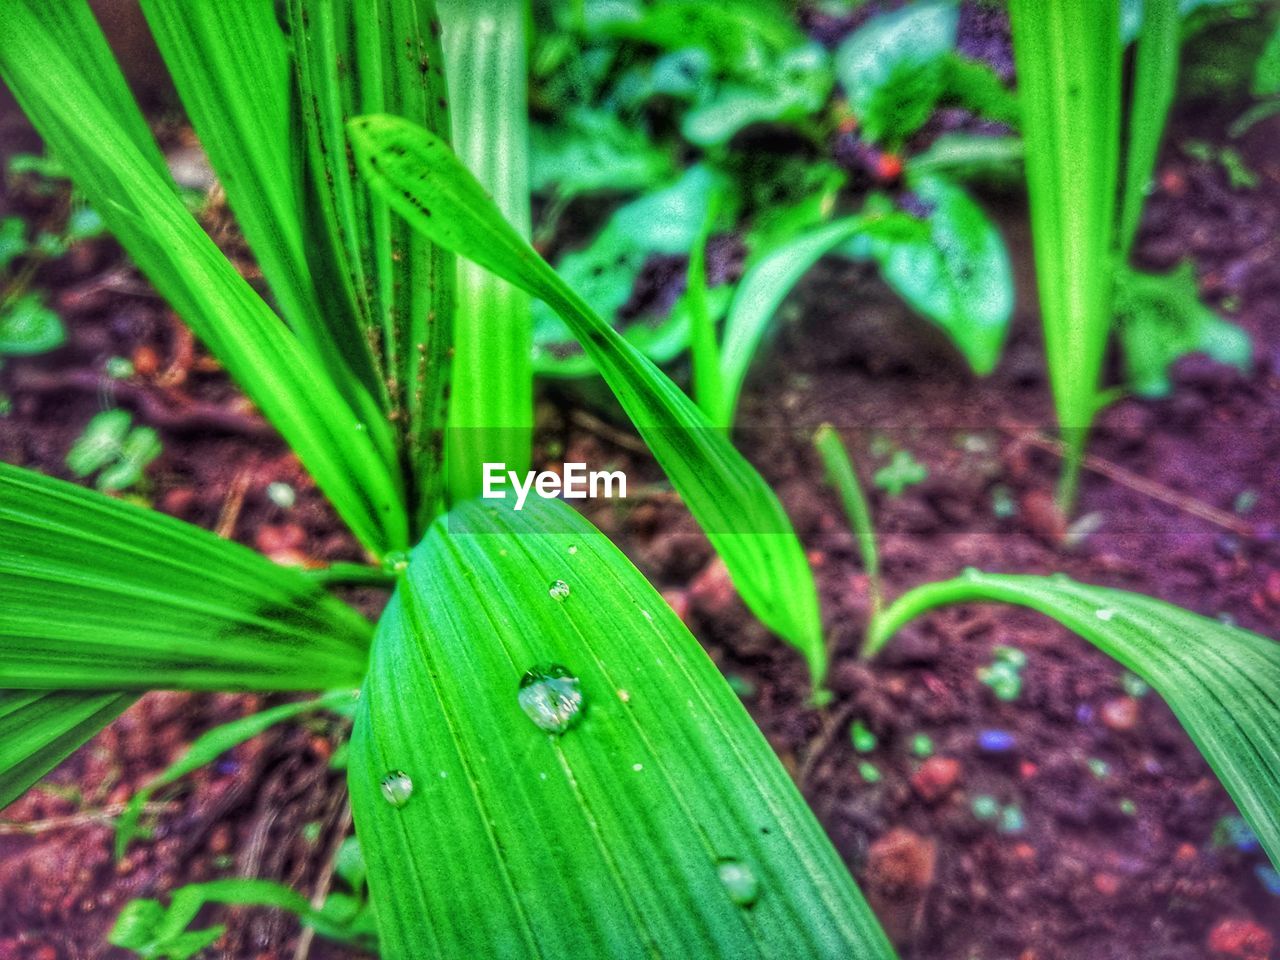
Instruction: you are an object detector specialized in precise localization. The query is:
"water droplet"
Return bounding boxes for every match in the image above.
[567,545,578,555]
[961,566,980,580]
[379,770,413,808]
[354,421,367,433]
[717,858,759,907]
[617,689,631,703]
[632,763,644,772]
[382,550,410,574]
[548,579,571,601]
[1095,608,1115,622]
[640,609,653,621]
[517,664,585,733]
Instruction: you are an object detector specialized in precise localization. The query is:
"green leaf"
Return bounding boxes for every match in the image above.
[0,0,409,554]
[0,462,371,690]
[349,114,825,678]
[530,108,675,200]
[348,496,894,959]
[0,292,65,355]
[1008,0,1122,507]
[94,425,162,493]
[116,690,356,858]
[868,570,1280,872]
[66,409,133,478]
[905,133,1024,186]
[720,216,869,427]
[1254,20,1280,95]
[873,449,928,496]
[440,0,535,502]
[1119,0,1178,259]
[0,689,136,811]
[1115,262,1252,396]
[533,165,722,375]
[941,54,1020,128]
[834,0,959,146]
[681,43,833,147]
[861,175,1013,375]
[0,217,28,271]
[287,0,456,524]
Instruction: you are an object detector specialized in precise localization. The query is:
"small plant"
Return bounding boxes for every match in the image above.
[65,409,162,493]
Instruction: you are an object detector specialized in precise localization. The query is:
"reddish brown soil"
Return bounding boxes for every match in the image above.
[3,11,1280,960]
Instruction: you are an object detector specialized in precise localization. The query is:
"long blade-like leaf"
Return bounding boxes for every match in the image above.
[347,114,826,682]
[0,0,408,554]
[289,0,455,524]
[868,571,1280,871]
[137,0,386,423]
[348,496,895,959]
[1008,0,1122,509]
[1118,0,1178,259]
[0,689,136,811]
[440,0,535,501]
[0,464,370,690]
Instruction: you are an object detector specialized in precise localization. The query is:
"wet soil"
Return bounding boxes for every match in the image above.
[3,8,1280,960]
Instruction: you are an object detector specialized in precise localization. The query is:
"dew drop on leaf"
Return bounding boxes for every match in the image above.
[517,664,585,733]
[379,770,413,808]
[548,579,571,601]
[1095,608,1115,621]
[717,858,759,907]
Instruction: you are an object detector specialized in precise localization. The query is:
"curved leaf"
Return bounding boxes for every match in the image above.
[348,113,825,682]
[348,496,895,959]
[868,571,1280,871]
[0,463,371,690]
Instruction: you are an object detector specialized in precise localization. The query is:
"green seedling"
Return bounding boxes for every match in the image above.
[65,409,162,493]
[874,449,928,497]
[815,424,883,626]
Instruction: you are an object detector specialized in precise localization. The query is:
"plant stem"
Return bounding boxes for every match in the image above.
[813,425,882,642]
[687,187,726,426]
[440,0,533,502]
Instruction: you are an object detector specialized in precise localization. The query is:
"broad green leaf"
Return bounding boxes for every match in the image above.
[681,43,833,147]
[441,0,535,502]
[287,0,456,525]
[720,216,869,427]
[1009,0,1122,507]
[0,462,370,690]
[348,496,894,959]
[861,174,1013,375]
[1115,262,1251,396]
[115,690,357,858]
[834,0,959,146]
[867,570,1280,871]
[0,689,136,811]
[941,54,1020,129]
[349,114,824,678]
[0,0,408,554]
[533,165,721,374]
[66,409,133,478]
[0,292,65,355]
[530,108,675,200]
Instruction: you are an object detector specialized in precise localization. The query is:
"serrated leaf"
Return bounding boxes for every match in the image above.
[0,689,136,811]
[348,113,825,680]
[0,462,370,690]
[868,570,1280,871]
[0,292,64,355]
[834,0,958,145]
[348,496,894,959]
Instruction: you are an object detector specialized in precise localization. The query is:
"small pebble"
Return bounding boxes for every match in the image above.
[1101,697,1140,732]
[978,729,1017,753]
[1206,917,1273,959]
[911,756,961,803]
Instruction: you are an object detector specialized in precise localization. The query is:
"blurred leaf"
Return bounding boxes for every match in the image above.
[95,426,162,493]
[850,176,1013,374]
[906,133,1024,185]
[66,409,133,478]
[682,43,833,146]
[116,690,356,858]
[1115,262,1252,396]
[0,689,136,811]
[533,166,723,374]
[1253,19,1280,94]
[0,292,64,355]
[0,462,371,691]
[873,449,928,496]
[348,496,894,958]
[350,111,825,681]
[0,217,27,270]
[941,54,1020,128]
[868,570,1280,873]
[531,108,674,200]
[834,0,959,145]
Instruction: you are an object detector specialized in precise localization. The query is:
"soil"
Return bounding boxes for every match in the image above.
[2,5,1280,960]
